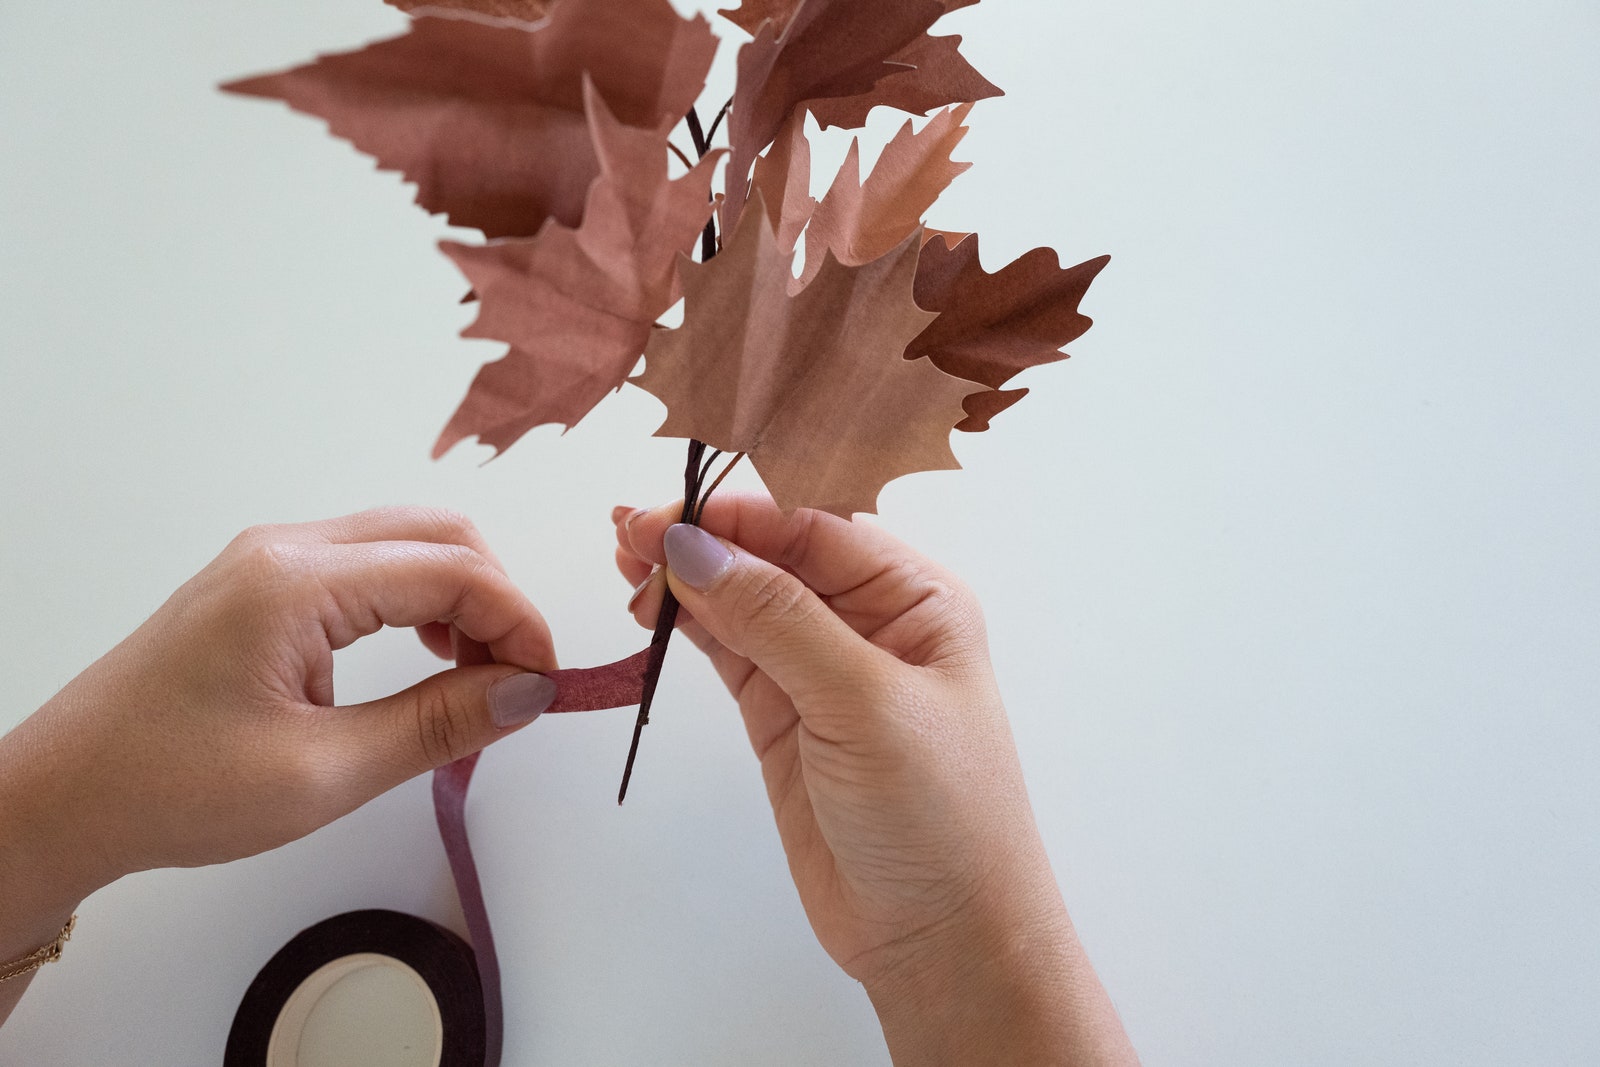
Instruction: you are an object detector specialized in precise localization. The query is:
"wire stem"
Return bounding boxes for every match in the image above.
[618,439,706,804]
[704,97,734,145]
[694,452,745,525]
[619,103,728,804]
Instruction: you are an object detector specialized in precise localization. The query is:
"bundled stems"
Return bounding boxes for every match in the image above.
[616,440,704,803]
[617,103,732,803]
[694,452,744,525]
[617,441,743,802]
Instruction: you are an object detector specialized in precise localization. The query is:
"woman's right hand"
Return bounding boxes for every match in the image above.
[614,494,1137,1065]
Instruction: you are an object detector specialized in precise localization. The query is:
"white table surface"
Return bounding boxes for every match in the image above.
[3,1,1597,1063]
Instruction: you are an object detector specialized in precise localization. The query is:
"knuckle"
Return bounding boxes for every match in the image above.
[413,684,471,768]
[885,559,990,665]
[436,543,503,595]
[415,505,480,545]
[731,567,815,640]
[776,508,821,573]
[226,522,282,554]
[235,541,318,606]
[914,559,971,611]
[447,541,493,573]
[391,505,485,554]
[436,508,482,545]
[923,570,983,633]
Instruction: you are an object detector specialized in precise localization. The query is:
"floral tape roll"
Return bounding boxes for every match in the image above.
[224,909,486,1067]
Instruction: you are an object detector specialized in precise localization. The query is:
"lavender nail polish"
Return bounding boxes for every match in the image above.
[663,524,735,590]
[489,673,557,729]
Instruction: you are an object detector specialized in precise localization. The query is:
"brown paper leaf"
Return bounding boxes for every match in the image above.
[954,386,1027,432]
[746,108,817,254]
[922,226,973,248]
[223,0,716,238]
[719,0,976,36]
[808,31,1001,130]
[633,196,973,517]
[800,103,972,284]
[910,233,1111,430]
[385,0,552,20]
[721,0,996,134]
[722,0,947,233]
[433,83,722,456]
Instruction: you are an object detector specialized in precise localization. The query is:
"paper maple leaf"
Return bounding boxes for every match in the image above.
[434,82,722,455]
[744,109,817,255]
[633,197,974,517]
[739,104,972,287]
[722,0,992,233]
[719,0,978,36]
[733,101,1100,432]
[223,0,716,239]
[807,26,1000,131]
[800,102,973,283]
[911,235,1112,431]
[720,0,999,131]
[742,102,974,272]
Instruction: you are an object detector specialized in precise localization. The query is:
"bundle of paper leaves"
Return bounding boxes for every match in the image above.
[225,0,1108,518]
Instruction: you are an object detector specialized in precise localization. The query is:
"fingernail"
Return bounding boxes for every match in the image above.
[489,673,557,729]
[611,505,636,525]
[622,507,649,533]
[663,524,735,590]
[627,568,658,612]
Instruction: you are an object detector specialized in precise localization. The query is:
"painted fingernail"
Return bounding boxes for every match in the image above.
[489,673,557,729]
[627,568,658,612]
[663,524,735,590]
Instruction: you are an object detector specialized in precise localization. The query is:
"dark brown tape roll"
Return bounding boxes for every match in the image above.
[225,909,486,1067]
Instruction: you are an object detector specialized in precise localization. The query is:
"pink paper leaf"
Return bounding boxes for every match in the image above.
[224,0,717,239]
[435,83,722,456]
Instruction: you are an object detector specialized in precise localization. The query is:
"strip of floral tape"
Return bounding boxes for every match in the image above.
[432,648,652,1066]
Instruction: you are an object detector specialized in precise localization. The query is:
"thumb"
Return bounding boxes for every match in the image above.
[335,664,557,789]
[661,523,896,705]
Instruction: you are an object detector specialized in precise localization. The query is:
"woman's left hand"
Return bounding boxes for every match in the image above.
[0,508,558,946]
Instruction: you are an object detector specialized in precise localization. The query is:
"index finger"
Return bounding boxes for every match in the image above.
[616,492,928,600]
[281,541,557,674]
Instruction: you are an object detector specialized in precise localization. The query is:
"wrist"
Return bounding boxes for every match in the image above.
[863,876,1073,1064]
[862,863,1136,1066]
[0,715,117,959]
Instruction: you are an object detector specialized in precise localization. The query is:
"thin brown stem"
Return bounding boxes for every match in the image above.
[619,103,729,804]
[704,97,734,145]
[619,439,707,804]
[694,452,745,525]
[698,448,724,487]
[685,106,710,157]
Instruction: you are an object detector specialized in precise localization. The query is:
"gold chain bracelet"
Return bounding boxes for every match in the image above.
[0,915,76,984]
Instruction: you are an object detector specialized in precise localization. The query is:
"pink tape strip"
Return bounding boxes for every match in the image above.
[431,648,652,1065]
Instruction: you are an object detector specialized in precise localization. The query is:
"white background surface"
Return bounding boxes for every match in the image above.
[3,0,1597,1063]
